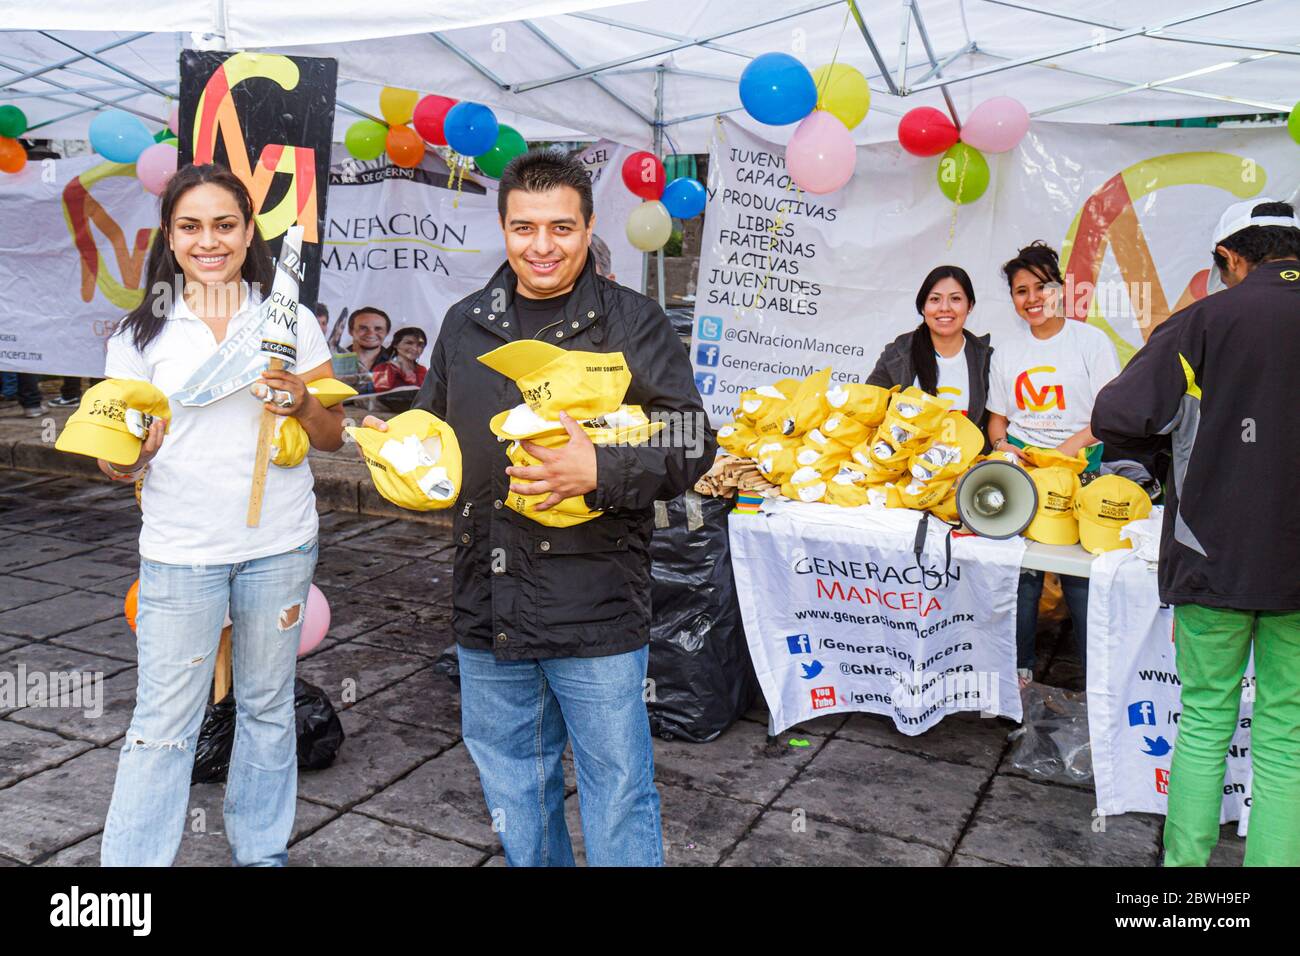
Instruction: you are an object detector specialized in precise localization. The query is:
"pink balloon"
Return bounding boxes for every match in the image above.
[136,143,177,195]
[959,96,1029,154]
[786,109,856,195]
[298,584,330,657]
[168,103,179,135]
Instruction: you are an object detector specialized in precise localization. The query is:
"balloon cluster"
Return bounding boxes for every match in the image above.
[619,150,706,252]
[346,87,528,177]
[1289,100,1300,147]
[898,97,1029,205]
[81,106,179,194]
[739,53,870,195]
[0,105,28,175]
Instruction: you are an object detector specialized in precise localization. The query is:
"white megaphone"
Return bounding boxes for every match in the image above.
[956,460,1038,539]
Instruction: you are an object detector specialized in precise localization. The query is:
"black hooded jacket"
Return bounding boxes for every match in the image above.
[414,255,716,659]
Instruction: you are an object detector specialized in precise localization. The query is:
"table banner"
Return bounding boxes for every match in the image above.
[1088,549,1253,831]
[730,500,1024,735]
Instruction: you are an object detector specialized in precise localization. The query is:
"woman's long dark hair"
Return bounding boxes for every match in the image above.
[377,326,428,367]
[117,164,274,351]
[910,265,976,395]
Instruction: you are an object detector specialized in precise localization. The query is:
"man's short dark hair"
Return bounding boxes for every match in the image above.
[1213,201,1300,270]
[349,306,391,332]
[498,148,594,224]
[312,302,329,319]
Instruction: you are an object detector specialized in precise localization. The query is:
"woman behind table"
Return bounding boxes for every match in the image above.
[98,164,344,867]
[985,241,1120,685]
[866,265,993,432]
[370,326,428,393]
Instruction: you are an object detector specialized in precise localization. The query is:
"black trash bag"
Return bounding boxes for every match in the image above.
[295,678,345,771]
[189,679,345,784]
[191,694,236,784]
[431,643,460,688]
[647,491,758,743]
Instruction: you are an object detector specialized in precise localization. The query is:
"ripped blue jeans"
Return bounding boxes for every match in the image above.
[101,539,317,867]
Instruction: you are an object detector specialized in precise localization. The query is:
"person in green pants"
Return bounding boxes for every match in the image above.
[1091,198,1300,866]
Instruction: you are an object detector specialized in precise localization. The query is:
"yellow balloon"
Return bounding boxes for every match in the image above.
[379,87,419,126]
[626,200,673,252]
[812,64,871,130]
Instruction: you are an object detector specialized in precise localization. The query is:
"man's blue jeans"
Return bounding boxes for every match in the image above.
[101,540,317,867]
[1016,569,1089,670]
[458,644,664,867]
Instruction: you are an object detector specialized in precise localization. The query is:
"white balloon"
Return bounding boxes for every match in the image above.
[625,200,673,252]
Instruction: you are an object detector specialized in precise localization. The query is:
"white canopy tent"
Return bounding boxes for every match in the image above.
[2,0,1296,150]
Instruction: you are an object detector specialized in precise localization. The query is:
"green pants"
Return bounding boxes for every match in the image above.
[1164,604,1300,866]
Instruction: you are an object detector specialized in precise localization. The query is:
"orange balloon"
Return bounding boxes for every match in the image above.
[124,579,139,632]
[386,125,425,168]
[0,136,26,174]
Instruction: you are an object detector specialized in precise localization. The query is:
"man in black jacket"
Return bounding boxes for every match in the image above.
[377,150,713,866]
[1092,199,1300,867]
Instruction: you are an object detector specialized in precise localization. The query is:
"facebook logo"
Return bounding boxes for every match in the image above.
[697,315,723,341]
[785,634,811,655]
[694,372,716,395]
[1127,700,1156,727]
[696,343,720,367]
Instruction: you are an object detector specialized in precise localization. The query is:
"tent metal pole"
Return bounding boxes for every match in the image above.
[0,56,166,124]
[905,0,1264,95]
[1030,51,1278,117]
[603,66,738,83]
[976,48,1290,112]
[521,20,655,125]
[568,13,754,60]
[896,1,913,91]
[654,64,666,310]
[847,0,901,96]
[37,31,173,99]
[1151,33,1300,57]
[0,83,131,100]
[431,33,510,89]
[978,0,1122,31]
[909,0,960,126]
[25,84,176,133]
[336,99,386,124]
[512,0,844,93]
[912,41,976,85]
[0,32,148,92]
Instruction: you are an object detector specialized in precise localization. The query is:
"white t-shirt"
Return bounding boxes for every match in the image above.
[914,349,970,414]
[105,287,332,565]
[986,318,1120,448]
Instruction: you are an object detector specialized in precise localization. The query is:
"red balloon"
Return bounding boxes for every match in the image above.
[621,150,665,200]
[413,94,457,146]
[898,107,959,157]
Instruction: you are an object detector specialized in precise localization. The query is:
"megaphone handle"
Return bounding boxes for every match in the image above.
[246,358,284,527]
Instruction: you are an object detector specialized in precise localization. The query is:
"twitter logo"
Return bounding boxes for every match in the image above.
[800,660,824,680]
[1141,736,1172,757]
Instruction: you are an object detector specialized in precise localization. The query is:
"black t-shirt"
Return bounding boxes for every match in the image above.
[513,289,572,340]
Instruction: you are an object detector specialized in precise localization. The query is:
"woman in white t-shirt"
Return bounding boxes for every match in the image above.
[985,241,1121,686]
[866,265,994,432]
[97,164,344,867]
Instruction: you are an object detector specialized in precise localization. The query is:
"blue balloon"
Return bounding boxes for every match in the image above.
[444,102,500,157]
[661,177,707,219]
[739,52,817,126]
[89,110,154,164]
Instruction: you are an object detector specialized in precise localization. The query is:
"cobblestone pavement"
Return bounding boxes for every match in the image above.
[0,469,1245,867]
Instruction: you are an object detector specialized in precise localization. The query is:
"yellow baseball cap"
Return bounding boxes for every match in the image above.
[271,416,309,468]
[782,465,828,503]
[1073,474,1153,554]
[1022,445,1088,475]
[1025,466,1081,545]
[898,476,956,511]
[306,378,358,408]
[785,367,834,437]
[794,443,847,477]
[478,341,631,423]
[817,411,873,447]
[735,381,793,426]
[490,403,655,443]
[908,412,984,483]
[824,464,870,507]
[930,488,961,523]
[55,378,170,465]
[716,420,758,456]
[886,386,952,434]
[346,410,463,511]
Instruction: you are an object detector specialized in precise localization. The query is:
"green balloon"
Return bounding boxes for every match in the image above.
[474,124,528,179]
[0,105,27,139]
[345,119,388,161]
[1288,101,1300,146]
[937,142,989,204]
[153,128,178,144]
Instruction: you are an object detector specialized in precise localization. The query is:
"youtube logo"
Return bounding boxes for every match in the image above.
[810,686,836,710]
[1155,768,1170,795]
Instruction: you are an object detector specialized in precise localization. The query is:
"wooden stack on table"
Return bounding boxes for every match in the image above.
[694,453,779,499]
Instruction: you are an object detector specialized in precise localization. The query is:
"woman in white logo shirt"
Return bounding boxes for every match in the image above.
[98,164,344,866]
[985,241,1121,687]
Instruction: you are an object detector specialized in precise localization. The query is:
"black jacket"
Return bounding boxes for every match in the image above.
[866,328,993,432]
[1092,260,1300,611]
[414,255,716,659]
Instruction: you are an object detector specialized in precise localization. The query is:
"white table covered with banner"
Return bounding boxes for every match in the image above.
[728,498,1254,831]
